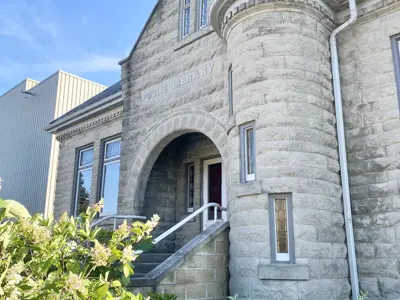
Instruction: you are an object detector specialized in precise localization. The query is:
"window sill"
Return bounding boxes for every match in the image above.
[174,25,214,51]
[235,180,262,198]
[258,264,310,281]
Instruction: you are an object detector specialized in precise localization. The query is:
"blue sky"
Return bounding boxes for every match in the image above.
[0,0,157,95]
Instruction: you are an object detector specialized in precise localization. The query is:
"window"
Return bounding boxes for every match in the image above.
[198,0,208,29]
[269,194,295,264]
[74,147,94,216]
[240,123,256,182]
[228,64,233,116]
[186,163,195,213]
[100,138,121,216]
[391,33,400,107]
[182,0,191,38]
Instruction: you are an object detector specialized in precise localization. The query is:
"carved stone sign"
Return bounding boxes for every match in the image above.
[141,60,219,102]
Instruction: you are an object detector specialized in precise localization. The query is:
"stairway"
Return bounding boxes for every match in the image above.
[132,252,173,278]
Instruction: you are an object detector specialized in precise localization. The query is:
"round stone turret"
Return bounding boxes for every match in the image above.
[211,1,351,299]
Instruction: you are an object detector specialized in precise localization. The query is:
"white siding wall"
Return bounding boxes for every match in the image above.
[0,72,106,215]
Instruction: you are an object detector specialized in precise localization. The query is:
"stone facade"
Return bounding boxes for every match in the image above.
[49,0,400,299]
[53,106,123,217]
[338,9,400,300]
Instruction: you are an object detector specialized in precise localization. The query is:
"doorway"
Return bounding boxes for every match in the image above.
[202,157,227,229]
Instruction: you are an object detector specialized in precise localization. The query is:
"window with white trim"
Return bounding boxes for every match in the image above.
[269,194,295,264]
[240,123,255,182]
[100,138,121,216]
[198,0,208,29]
[182,0,191,38]
[186,163,195,213]
[74,147,94,216]
[228,64,233,116]
[391,33,400,108]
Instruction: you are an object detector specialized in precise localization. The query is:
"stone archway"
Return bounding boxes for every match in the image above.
[121,110,229,215]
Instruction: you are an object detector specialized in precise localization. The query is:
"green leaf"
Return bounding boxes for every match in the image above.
[94,283,109,299]
[41,256,55,274]
[0,199,31,219]
[123,264,131,278]
[111,280,121,287]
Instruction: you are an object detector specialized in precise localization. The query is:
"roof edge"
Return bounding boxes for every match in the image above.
[44,91,122,133]
[119,1,161,65]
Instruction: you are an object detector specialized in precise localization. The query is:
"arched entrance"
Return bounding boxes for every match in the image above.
[121,111,229,251]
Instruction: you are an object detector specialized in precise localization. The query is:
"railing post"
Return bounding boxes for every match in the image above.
[113,218,117,230]
[214,206,217,223]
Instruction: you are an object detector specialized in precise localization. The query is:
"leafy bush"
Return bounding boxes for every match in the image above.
[147,292,177,300]
[0,199,159,299]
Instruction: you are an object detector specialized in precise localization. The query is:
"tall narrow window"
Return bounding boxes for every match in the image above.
[240,123,255,182]
[228,64,233,116]
[269,194,295,263]
[391,33,400,108]
[198,0,208,28]
[74,147,94,216]
[186,163,195,213]
[100,138,121,216]
[182,0,191,38]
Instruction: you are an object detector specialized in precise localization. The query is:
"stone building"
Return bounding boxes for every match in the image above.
[46,0,400,299]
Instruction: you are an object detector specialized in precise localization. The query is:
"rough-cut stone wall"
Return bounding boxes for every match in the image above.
[225,7,349,300]
[157,228,229,299]
[53,107,122,218]
[119,0,228,215]
[145,140,179,252]
[338,7,400,299]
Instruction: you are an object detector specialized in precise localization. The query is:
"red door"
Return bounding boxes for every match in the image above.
[208,162,222,220]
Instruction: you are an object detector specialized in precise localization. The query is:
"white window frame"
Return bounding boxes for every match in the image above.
[240,122,256,182]
[269,194,295,264]
[181,0,191,38]
[100,138,121,216]
[391,33,400,109]
[198,0,208,29]
[228,64,233,116]
[74,147,94,216]
[186,163,195,213]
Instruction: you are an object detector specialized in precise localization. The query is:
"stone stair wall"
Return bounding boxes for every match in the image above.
[129,221,230,300]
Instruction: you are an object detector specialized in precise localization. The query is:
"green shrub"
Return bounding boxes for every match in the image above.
[0,199,159,299]
[147,292,177,300]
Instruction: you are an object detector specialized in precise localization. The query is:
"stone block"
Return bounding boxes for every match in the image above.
[197,268,216,283]
[175,269,197,284]
[185,283,207,299]
[258,263,310,280]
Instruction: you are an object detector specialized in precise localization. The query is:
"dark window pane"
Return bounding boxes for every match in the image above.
[275,198,288,254]
[187,164,194,210]
[183,8,190,36]
[102,162,120,215]
[105,140,121,159]
[200,0,208,27]
[76,169,92,215]
[80,148,93,167]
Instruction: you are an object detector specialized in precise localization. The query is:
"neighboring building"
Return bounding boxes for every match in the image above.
[0,71,106,216]
[46,0,400,299]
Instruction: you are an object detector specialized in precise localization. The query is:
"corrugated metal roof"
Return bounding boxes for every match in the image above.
[50,81,121,125]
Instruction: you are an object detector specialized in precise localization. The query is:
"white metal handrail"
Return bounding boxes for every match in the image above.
[153,203,227,245]
[90,215,147,230]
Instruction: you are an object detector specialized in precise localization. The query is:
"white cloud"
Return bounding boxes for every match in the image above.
[0,1,59,48]
[49,54,121,74]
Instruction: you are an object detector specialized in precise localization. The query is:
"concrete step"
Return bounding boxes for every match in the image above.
[138,253,173,264]
[134,262,160,274]
[132,272,146,279]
